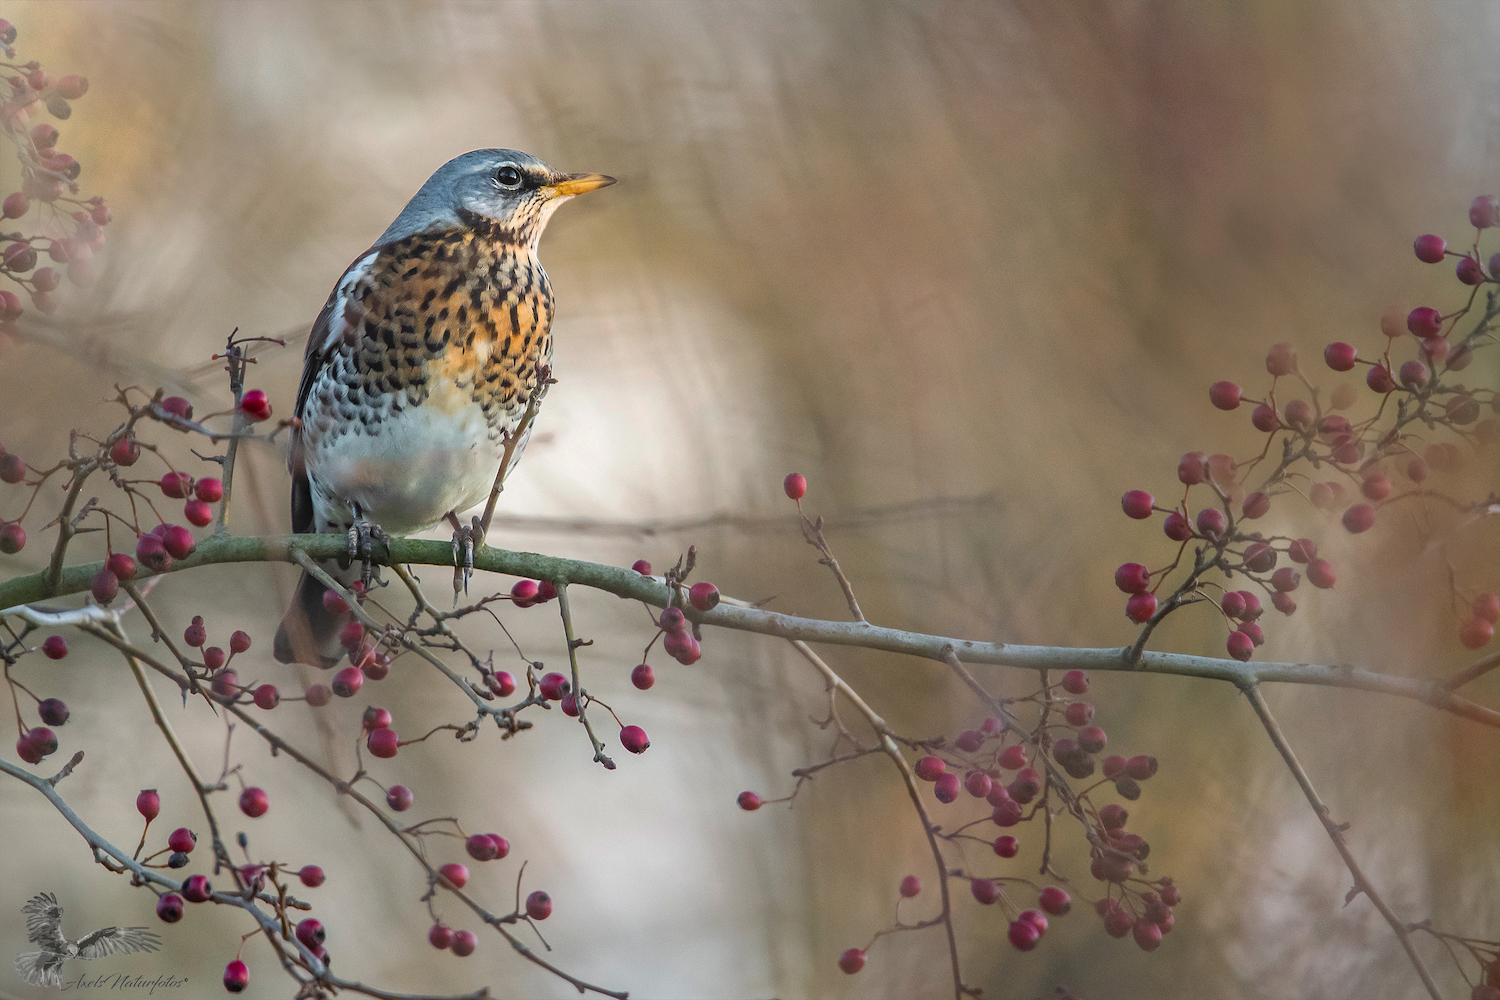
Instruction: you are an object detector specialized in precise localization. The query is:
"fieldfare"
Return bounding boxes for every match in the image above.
[273,149,613,666]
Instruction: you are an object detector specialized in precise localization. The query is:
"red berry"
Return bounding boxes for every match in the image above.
[539,672,569,700]
[1239,621,1265,646]
[487,835,510,859]
[1457,254,1484,284]
[1039,886,1071,916]
[1177,452,1207,485]
[1077,726,1107,754]
[1100,803,1128,830]
[450,930,477,957]
[737,791,762,811]
[1114,563,1150,594]
[783,473,807,500]
[227,630,251,654]
[1367,363,1396,393]
[1271,592,1297,616]
[526,890,553,921]
[183,499,212,527]
[1133,917,1163,951]
[160,396,193,420]
[337,620,364,650]
[1125,755,1158,780]
[1125,591,1157,624]
[161,524,195,560]
[386,785,413,811]
[155,894,184,924]
[1237,591,1262,620]
[245,684,277,710]
[1271,567,1300,592]
[1011,768,1042,802]
[1209,381,1241,410]
[1227,630,1253,661]
[1243,542,1276,573]
[837,947,865,974]
[182,874,212,903]
[632,559,652,575]
[1019,909,1049,935]
[428,924,453,949]
[1241,492,1270,520]
[934,772,961,803]
[438,863,469,889]
[1413,233,1446,263]
[998,744,1029,770]
[1474,593,1500,625]
[1323,342,1357,371]
[1342,504,1375,534]
[223,960,249,993]
[900,875,921,898]
[239,787,268,818]
[1008,919,1041,951]
[1408,306,1443,338]
[914,756,946,781]
[298,865,325,888]
[159,472,192,499]
[964,771,992,798]
[168,827,197,853]
[1288,538,1317,563]
[105,552,136,580]
[367,727,399,758]
[1221,591,1247,619]
[1162,511,1191,540]
[992,799,1023,827]
[510,579,539,607]
[620,724,650,754]
[971,878,1000,905]
[491,671,516,697]
[560,693,580,717]
[1121,490,1154,519]
[466,834,498,862]
[1061,669,1089,695]
[1460,618,1494,650]
[688,581,720,611]
[1195,508,1226,539]
[1,192,27,219]
[1249,402,1280,433]
[304,684,331,707]
[90,567,119,604]
[136,788,161,821]
[331,666,363,698]
[41,634,67,659]
[658,607,687,633]
[535,580,557,603]
[295,918,325,948]
[1104,905,1133,938]
[1473,195,1500,228]
[993,835,1019,858]
[239,389,272,422]
[0,521,26,554]
[1064,702,1094,726]
[109,436,140,466]
[361,706,392,731]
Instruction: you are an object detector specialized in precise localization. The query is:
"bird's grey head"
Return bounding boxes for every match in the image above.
[376,149,614,249]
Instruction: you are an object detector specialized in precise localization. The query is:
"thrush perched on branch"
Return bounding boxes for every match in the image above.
[273,149,614,666]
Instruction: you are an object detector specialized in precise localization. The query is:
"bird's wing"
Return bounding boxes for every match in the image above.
[21,893,65,950]
[14,949,63,987]
[76,925,163,959]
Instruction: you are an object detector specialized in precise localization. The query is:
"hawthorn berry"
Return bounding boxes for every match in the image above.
[428,923,453,949]
[1008,919,1040,951]
[1019,909,1049,935]
[91,567,119,604]
[737,791,762,811]
[437,863,470,889]
[38,698,68,726]
[1305,558,1336,589]
[299,865,325,888]
[183,500,212,527]
[41,635,67,659]
[155,894,184,924]
[914,756,946,781]
[783,473,807,500]
[1239,622,1265,646]
[1121,490,1154,519]
[1236,591,1263,621]
[992,799,1023,827]
[210,668,236,698]
[1011,768,1042,802]
[620,725,650,754]
[182,874,212,903]
[450,930,477,957]
[560,693,580,717]
[1342,504,1375,534]
[1039,886,1071,916]
[1460,618,1494,650]
[1367,363,1396,393]
[331,667,363,698]
[1271,592,1297,616]
[1457,254,1484,285]
[1077,726,1107,753]
[137,789,160,822]
[934,772,960,803]
[1195,508,1226,539]
[16,727,55,763]
[1103,905,1133,938]
[229,630,251,654]
[955,729,984,752]
[0,521,26,553]
[239,787,268,818]
[239,389,272,422]
[337,621,364,650]
[1243,542,1276,573]
[658,607,687,633]
[1288,538,1316,563]
[1162,511,1191,541]
[367,728,399,758]
[1209,381,1241,410]
[1177,452,1207,485]
[1061,669,1089,695]
[900,875,921,898]
[1265,342,1297,376]
[1099,803,1128,829]
[295,918,325,948]
[466,834,498,862]
[109,435,140,467]
[1398,359,1429,390]
[1126,755,1158,780]
[1064,702,1094,726]
[487,835,510,859]
[159,472,191,499]
[1283,399,1314,432]
[837,947,864,974]
[994,835,1019,858]
[526,890,553,920]
[1125,591,1157,625]
[1271,567,1301,592]
[539,672,569,700]
[363,706,392,731]
[305,684,332,707]
[1250,402,1280,432]
[688,581,720,611]
[167,853,190,869]
[1473,195,1500,228]
[971,878,1000,905]
[1133,917,1163,951]
[998,744,1029,770]
[1114,563,1150,594]
[387,785,414,811]
[1242,492,1270,520]
[1413,233,1446,262]
[491,671,516,696]
[223,960,248,993]
[168,827,196,853]
[1407,306,1443,338]
[632,559,652,575]
[1361,474,1391,501]
[1474,593,1500,625]
[205,645,228,669]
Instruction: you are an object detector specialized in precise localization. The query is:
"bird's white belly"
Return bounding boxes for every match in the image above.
[305,402,505,536]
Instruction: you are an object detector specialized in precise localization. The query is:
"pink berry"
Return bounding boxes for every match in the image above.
[539,672,569,700]
[160,396,193,420]
[167,827,196,853]
[914,756,946,781]
[1243,542,1276,573]
[305,684,331,707]
[630,663,655,690]
[1077,726,1107,753]
[1126,755,1158,780]
[223,959,248,993]
[1265,342,1298,376]
[331,666,363,698]
[783,473,807,500]
[1011,768,1042,802]
[1473,195,1500,228]
[1460,618,1494,650]
[438,863,469,889]
[1221,591,1247,619]
[161,524,195,560]
[620,724,650,754]
[1061,669,1089,695]
[1324,342,1357,371]
[510,579,539,606]
[560,693,580,717]
[387,785,413,811]
[998,744,1029,770]
[491,671,516,697]
[183,499,212,527]
[837,947,865,974]
[1413,233,1446,263]
[900,875,921,898]
[158,472,191,499]
[688,581,720,611]
[1236,591,1262,620]
[1195,508,1226,539]
[155,894,184,924]
[338,620,364,650]
[1288,538,1317,563]
[41,634,67,659]
[1457,254,1485,285]
[110,436,140,466]
[87,563,120,605]
[1125,591,1157,624]
[136,788,160,821]
[1398,359,1429,389]
[0,521,26,554]
[428,923,452,949]
[526,890,553,920]
[252,685,279,710]
[1162,511,1191,540]
[1133,917,1163,952]
[1177,452,1207,485]
[1238,621,1265,647]
[1251,403,1280,432]
[632,559,652,575]
[239,389,272,422]
[294,918,325,948]
[1227,630,1254,661]
[1064,702,1094,726]
[933,772,961,803]
[737,791,762,811]
[1039,886,1071,916]
[1367,363,1396,393]
[1121,490,1154,519]
[194,477,223,503]
[1209,381,1241,410]
[450,930,477,957]
[1283,398,1314,431]
[1008,919,1041,951]
[1361,474,1391,501]
[1114,563,1150,594]
[994,835,1019,858]
[1407,307,1443,338]
[965,877,997,905]
[466,834,498,862]
[239,787,268,818]
[182,874,212,903]
[299,865,325,888]
[1342,503,1375,534]
[1241,492,1270,520]
[658,607,687,633]
[1473,593,1500,625]
[960,769,991,799]
[1271,567,1300,592]
[367,727,399,758]
[1019,909,1049,935]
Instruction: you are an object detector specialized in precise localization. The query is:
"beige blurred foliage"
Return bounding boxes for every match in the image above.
[0,1,1497,998]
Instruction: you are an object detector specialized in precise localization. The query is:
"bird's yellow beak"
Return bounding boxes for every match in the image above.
[542,172,616,199]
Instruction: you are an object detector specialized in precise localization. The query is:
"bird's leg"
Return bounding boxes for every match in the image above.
[448,512,482,599]
[345,504,388,590]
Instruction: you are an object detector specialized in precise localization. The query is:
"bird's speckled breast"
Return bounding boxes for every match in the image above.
[301,224,552,534]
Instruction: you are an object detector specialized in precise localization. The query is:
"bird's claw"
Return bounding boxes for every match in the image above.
[346,515,388,590]
[451,515,483,599]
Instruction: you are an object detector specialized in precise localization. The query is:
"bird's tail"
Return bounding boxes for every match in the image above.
[15,950,59,987]
[273,569,347,667]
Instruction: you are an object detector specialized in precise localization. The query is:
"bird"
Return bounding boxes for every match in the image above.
[14,892,162,987]
[273,149,614,666]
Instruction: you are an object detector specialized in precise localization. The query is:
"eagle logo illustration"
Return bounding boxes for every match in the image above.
[14,892,162,987]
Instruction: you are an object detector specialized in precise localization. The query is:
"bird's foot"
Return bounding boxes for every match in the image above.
[450,514,484,599]
[346,512,388,590]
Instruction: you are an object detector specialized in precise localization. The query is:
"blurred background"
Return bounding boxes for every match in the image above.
[0,1,1497,997]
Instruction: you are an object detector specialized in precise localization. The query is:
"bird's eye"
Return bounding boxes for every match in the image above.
[496,165,523,188]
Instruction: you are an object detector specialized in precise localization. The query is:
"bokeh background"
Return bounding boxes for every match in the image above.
[0,2,1498,998]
